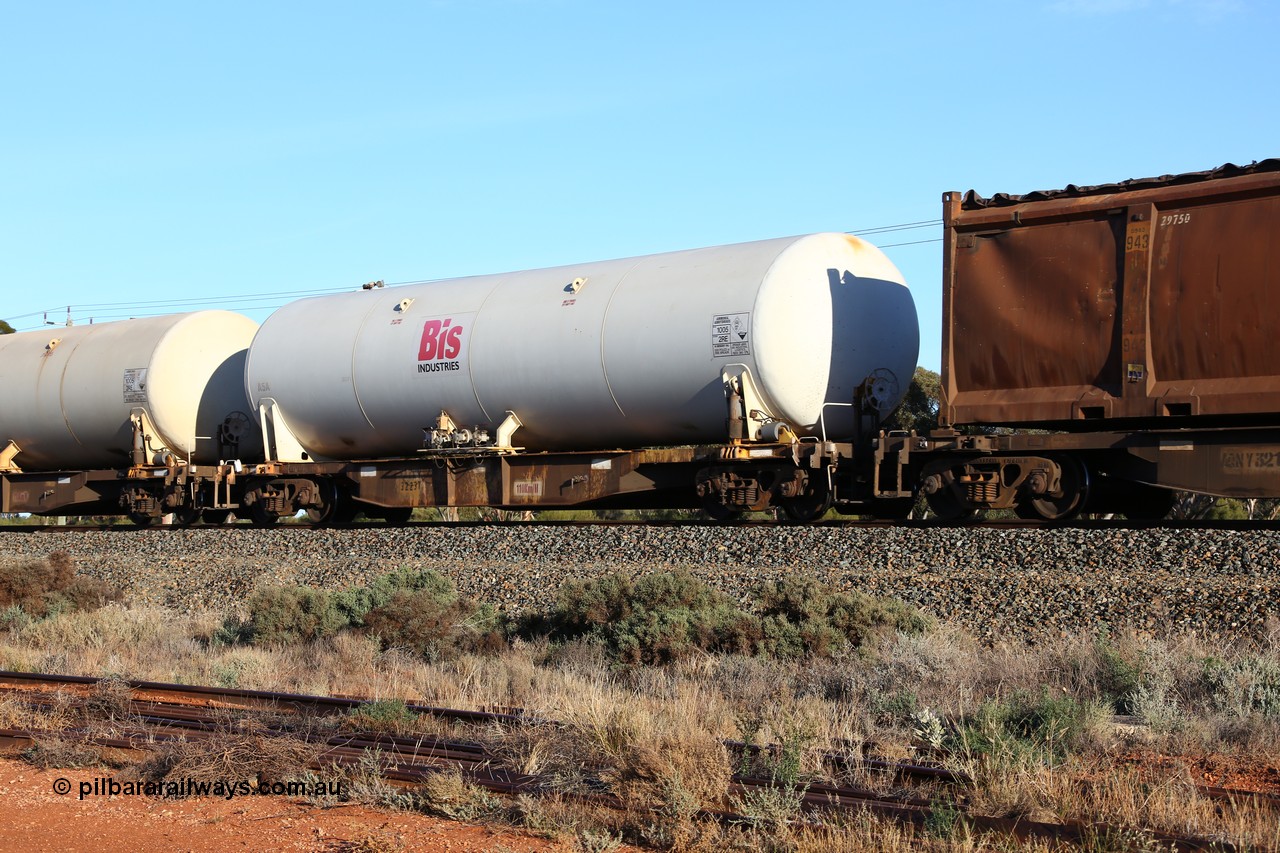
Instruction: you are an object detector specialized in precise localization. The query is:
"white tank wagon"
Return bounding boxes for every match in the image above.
[0,311,261,472]
[245,233,919,462]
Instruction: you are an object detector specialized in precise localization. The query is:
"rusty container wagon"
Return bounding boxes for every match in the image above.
[875,160,1280,520]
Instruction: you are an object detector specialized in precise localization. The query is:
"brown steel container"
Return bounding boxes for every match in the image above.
[941,160,1280,428]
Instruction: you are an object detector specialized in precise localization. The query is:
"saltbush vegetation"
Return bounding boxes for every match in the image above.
[222,569,933,668]
[0,551,119,628]
[531,570,933,665]
[222,568,502,660]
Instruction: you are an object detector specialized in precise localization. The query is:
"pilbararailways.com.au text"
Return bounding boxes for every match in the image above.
[55,776,346,801]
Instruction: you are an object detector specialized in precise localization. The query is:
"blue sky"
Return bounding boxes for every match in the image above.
[1,0,1272,369]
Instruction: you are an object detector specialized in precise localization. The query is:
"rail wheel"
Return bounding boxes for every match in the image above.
[202,509,234,525]
[700,492,742,522]
[303,480,338,527]
[171,506,202,527]
[924,488,977,522]
[1017,458,1090,521]
[330,497,359,526]
[249,502,280,528]
[781,475,833,523]
[128,512,156,528]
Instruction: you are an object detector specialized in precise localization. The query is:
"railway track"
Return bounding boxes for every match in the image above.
[3,517,1280,533]
[0,672,1270,851]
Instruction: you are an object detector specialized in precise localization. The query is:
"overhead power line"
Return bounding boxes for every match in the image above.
[5,218,947,331]
[877,237,943,249]
[847,219,941,236]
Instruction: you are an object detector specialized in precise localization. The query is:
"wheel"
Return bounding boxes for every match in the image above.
[249,502,280,528]
[303,479,338,527]
[171,506,202,527]
[781,475,833,522]
[924,487,977,522]
[1019,459,1089,521]
[202,509,234,525]
[128,512,156,528]
[331,498,359,526]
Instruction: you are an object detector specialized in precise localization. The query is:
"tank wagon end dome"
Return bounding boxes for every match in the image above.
[753,232,917,436]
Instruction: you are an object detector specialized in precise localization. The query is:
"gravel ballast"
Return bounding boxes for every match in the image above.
[0,525,1275,642]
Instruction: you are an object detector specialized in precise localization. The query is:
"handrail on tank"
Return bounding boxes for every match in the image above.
[817,401,853,445]
[812,401,855,504]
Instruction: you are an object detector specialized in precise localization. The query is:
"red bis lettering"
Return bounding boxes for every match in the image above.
[419,318,464,361]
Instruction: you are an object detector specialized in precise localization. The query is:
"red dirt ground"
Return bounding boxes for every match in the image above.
[0,757,639,853]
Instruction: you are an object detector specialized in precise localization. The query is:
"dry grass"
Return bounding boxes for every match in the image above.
[0,597,1277,851]
[412,767,504,821]
[133,713,322,788]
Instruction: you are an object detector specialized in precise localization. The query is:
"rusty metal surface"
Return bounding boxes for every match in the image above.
[962,158,1280,209]
[887,425,1280,500]
[1,469,123,514]
[308,449,715,510]
[943,161,1280,429]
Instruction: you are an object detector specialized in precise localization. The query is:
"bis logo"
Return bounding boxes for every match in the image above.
[417,315,471,374]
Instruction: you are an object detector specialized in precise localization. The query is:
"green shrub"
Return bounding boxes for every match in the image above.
[333,567,457,627]
[537,571,931,665]
[553,573,636,631]
[225,568,502,661]
[757,577,933,658]
[239,585,347,644]
[1093,633,1146,714]
[541,571,758,664]
[363,586,504,662]
[1201,654,1280,719]
[344,698,420,732]
[950,690,1104,761]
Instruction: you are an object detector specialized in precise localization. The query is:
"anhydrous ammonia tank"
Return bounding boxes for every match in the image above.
[0,311,260,470]
[246,233,919,458]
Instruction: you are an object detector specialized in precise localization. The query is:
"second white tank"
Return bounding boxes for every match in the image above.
[245,233,920,459]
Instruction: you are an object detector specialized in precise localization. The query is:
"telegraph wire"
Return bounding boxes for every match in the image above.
[5,218,946,331]
[877,238,943,249]
[847,219,941,235]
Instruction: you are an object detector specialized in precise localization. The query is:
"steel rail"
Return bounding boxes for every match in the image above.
[0,671,535,726]
[3,517,1280,533]
[0,677,1257,851]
